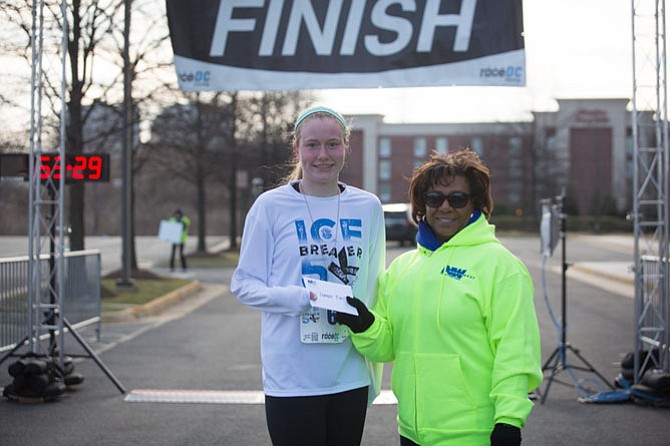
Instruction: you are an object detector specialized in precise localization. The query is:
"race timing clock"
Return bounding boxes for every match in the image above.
[39,153,110,183]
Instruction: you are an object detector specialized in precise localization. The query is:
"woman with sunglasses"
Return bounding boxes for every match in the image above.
[337,149,542,446]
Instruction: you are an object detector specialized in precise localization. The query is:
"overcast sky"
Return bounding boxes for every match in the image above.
[318,0,635,123]
[0,1,647,130]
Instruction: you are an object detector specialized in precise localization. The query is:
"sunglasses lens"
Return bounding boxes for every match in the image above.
[425,192,445,208]
[424,192,469,209]
[447,193,469,209]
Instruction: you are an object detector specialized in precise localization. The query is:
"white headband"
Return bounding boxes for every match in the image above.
[294,106,347,131]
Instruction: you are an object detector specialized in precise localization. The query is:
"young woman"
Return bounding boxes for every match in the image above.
[338,149,543,446]
[231,106,385,445]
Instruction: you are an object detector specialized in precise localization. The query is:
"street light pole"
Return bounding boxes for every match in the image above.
[117,0,133,287]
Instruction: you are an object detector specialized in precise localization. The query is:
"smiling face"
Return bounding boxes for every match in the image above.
[295,116,346,195]
[425,175,474,243]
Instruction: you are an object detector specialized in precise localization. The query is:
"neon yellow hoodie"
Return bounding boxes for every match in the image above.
[352,214,542,445]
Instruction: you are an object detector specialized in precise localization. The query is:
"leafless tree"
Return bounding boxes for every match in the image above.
[147,90,311,252]
[0,0,126,251]
[1,1,311,256]
[0,1,174,269]
[147,91,234,253]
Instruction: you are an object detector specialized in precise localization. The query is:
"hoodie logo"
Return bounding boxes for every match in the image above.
[441,265,472,280]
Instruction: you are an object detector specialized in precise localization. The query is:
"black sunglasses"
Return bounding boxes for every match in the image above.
[424,191,470,209]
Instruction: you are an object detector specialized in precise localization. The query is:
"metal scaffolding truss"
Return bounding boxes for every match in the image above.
[631,0,670,380]
[23,0,125,394]
[27,0,68,362]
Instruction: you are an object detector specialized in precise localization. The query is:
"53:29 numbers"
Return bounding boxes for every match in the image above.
[39,153,109,183]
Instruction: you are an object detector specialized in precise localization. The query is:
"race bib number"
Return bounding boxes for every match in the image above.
[300,307,348,344]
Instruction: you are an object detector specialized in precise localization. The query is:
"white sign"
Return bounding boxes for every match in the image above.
[158,220,183,244]
[302,277,358,316]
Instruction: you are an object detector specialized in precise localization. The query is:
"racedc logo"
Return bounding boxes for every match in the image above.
[178,70,211,85]
[440,265,474,281]
[479,65,523,82]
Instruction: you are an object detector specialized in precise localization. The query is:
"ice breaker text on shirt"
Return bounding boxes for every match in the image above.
[296,216,363,344]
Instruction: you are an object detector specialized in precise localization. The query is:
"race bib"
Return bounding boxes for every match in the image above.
[300,306,349,344]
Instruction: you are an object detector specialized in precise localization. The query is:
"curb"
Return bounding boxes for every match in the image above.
[571,262,634,286]
[101,280,202,323]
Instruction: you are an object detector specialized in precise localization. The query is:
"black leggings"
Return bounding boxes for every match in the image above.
[170,243,186,270]
[265,386,368,446]
[400,436,419,445]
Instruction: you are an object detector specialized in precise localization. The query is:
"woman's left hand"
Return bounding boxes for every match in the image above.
[490,423,521,446]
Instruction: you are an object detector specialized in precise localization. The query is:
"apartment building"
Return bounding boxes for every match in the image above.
[340,98,634,216]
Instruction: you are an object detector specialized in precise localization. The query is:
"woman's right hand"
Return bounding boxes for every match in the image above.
[335,297,374,333]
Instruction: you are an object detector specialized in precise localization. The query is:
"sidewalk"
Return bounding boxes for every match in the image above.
[550,233,635,299]
[570,261,635,298]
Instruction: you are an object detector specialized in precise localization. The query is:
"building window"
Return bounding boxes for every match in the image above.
[626,129,633,180]
[435,137,448,154]
[507,135,523,203]
[509,159,523,178]
[545,128,557,153]
[625,128,633,157]
[471,137,484,156]
[508,188,522,204]
[413,137,427,158]
[379,138,391,158]
[379,159,391,180]
[509,136,522,156]
[379,182,391,202]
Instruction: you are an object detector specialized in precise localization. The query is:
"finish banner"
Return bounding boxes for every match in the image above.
[166,0,525,91]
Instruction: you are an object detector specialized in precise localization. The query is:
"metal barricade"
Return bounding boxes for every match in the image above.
[0,250,101,352]
[638,255,670,374]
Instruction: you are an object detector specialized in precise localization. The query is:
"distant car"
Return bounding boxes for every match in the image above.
[382,203,417,245]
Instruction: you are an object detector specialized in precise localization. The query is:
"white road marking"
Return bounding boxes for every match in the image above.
[124,389,398,405]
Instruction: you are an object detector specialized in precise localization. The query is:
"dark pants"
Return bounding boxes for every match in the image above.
[170,243,186,270]
[400,436,419,445]
[265,386,368,446]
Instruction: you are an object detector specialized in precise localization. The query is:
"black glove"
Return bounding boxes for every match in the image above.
[334,296,374,333]
[490,423,521,446]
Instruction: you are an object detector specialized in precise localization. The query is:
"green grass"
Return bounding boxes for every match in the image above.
[100,277,192,309]
[99,250,239,313]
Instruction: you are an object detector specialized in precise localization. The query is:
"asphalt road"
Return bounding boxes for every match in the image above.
[1,234,669,445]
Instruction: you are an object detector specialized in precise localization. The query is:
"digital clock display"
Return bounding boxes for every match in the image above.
[40,153,110,183]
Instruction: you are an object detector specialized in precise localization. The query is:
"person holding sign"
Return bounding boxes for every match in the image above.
[168,209,190,271]
[336,149,542,446]
[231,105,385,446]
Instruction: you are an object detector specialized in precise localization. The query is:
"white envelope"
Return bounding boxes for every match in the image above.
[302,277,359,316]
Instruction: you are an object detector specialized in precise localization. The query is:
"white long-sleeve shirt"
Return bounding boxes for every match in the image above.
[231,182,385,401]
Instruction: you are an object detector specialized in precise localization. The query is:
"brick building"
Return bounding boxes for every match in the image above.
[340,98,637,216]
